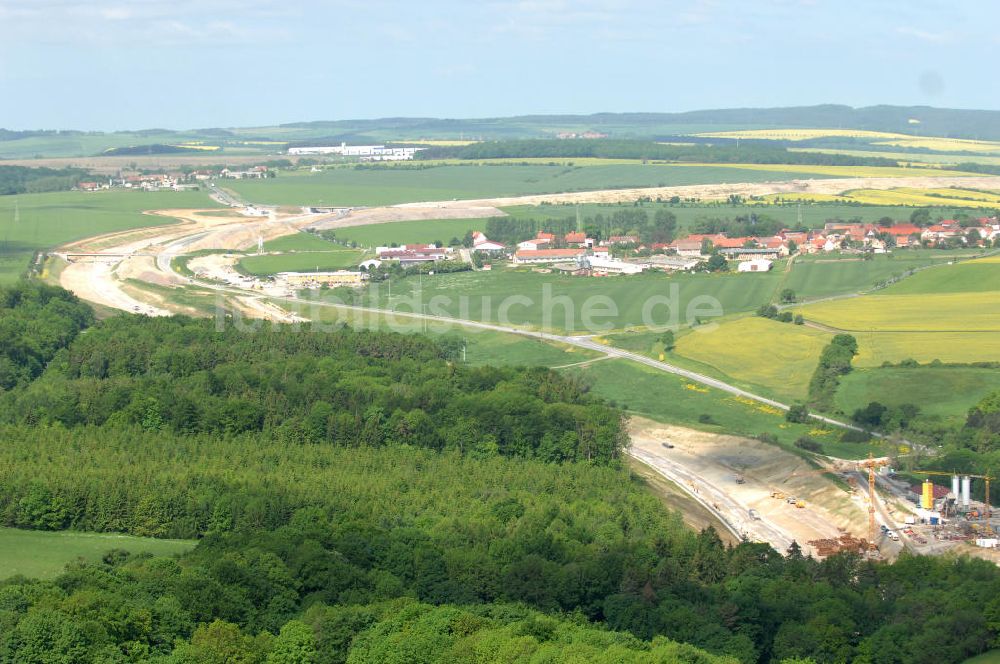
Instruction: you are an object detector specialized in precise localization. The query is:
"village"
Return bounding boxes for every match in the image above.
[251,211,1000,291]
[74,165,272,192]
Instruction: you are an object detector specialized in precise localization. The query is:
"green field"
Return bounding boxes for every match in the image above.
[221,163,850,207]
[237,248,370,275]
[879,254,1000,295]
[837,367,1000,428]
[333,217,491,247]
[785,250,985,300]
[964,651,1000,664]
[0,189,220,282]
[563,358,881,459]
[673,317,831,401]
[333,268,782,333]
[261,231,341,252]
[0,527,193,580]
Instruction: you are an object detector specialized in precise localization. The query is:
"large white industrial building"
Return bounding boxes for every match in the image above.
[288,143,422,161]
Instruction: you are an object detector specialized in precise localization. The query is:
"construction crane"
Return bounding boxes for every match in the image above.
[858,454,889,550]
[914,470,994,519]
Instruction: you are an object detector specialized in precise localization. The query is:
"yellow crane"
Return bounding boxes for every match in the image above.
[858,454,889,549]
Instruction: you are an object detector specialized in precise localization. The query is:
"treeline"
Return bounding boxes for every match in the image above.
[0,314,625,464]
[2,437,999,662]
[807,334,858,410]
[417,139,899,166]
[485,208,678,245]
[0,164,89,195]
[689,212,798,238]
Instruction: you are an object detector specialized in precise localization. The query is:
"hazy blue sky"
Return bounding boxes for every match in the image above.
[0,0,995,130]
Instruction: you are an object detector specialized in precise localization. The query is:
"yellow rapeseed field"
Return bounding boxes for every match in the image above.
[762,186,1000,208]
[803,292,1000,332]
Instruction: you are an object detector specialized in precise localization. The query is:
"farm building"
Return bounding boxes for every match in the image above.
[720,247,781,261]
[513,248,587,265]
[288,143,422,160]
[471,232,505,252]
[586,255,645,275]
[646,255,699,271]
[737,259,773,272]
[517,238,551,251]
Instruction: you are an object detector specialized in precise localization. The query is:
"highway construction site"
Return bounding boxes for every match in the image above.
[43,178,1000,564]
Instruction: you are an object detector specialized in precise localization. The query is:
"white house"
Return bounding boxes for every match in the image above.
[471,231,505,252]
[517,238,552,251]
[737,259,773,273]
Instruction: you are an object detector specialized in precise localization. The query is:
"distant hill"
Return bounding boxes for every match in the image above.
[3,105,1000,159]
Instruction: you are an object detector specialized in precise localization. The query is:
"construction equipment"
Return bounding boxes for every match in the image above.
[770,491,786,500]
[858,454,890,550]
[796,500,806,509]
[914,470,994,519]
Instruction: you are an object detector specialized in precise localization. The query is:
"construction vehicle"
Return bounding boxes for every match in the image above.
[770,491,785,500]
[734,474,745,484]
[796,500,806,509]
[748,508,761,520]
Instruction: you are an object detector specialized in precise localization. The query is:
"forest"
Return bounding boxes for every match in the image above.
[0,165,89,195]
[3,281,1000,663]
[416,139,898,166]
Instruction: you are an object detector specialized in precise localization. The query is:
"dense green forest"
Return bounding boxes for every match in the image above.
[0,165,89,195]
[3,281,1000,662]
[417,139,897,166]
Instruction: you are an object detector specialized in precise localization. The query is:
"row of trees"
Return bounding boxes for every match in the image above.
[483,208,678,246]
[807,334,858,410]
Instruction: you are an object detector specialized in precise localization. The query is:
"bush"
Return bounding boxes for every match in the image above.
[840,428,872,443]
[794,437,822,452]
[698,413,715,424]
[786,404,810,423]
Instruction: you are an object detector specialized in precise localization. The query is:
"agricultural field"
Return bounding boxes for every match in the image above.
[800,255,1000,366]
[784,250,984,300]
[837,367,1000,428]
[236,247,370,275]
[0,189,220,283]
[331,217,490,247]
[341,268,783,333]
[563,358,881,459]
[0,527,193,580]
[672,317,832,402]
[261,230,341,252]
[220,162,857,207]
[765,186,1000,208]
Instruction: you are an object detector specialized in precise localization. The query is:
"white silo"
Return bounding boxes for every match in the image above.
[952,475,961,500]
[962,476,972,508]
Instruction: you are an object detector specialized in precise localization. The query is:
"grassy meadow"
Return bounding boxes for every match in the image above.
[0,189,220,282]
[784,250,984,300]
[337,268,783,333]
[261,231,342,252]
[837,367,1000,428]
[0,527,194,580]
[237,248,370,275]
[332,217,491,247]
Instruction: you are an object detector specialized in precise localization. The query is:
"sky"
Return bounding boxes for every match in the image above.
[0,0,996,131]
